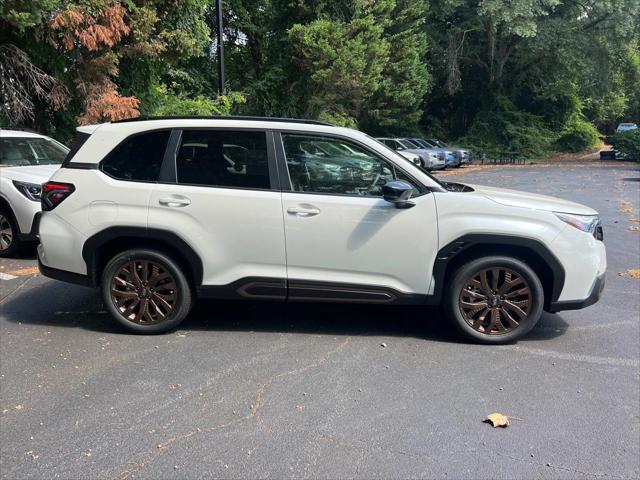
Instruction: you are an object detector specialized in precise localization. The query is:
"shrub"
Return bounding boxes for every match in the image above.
[149,86,246,116]
[459,96,556,159]
[555,115,600,152]
[614,129,640,161]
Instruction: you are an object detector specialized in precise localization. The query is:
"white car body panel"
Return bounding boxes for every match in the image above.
[0,130,66,238]
[469,184,597,215]
[282,192,438,294]
[148,184,286,285]
[37,118,606,311]
[0,164,61,234]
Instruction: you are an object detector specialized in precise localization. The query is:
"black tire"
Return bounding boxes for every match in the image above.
[0,208,21,258]
[444,256,544,344]
[101,249,193,334]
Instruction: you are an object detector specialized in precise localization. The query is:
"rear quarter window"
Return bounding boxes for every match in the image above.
[101,130,170,182]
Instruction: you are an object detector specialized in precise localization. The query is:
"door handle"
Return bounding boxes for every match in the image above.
[159,196,191,207]
[287,206,320,217]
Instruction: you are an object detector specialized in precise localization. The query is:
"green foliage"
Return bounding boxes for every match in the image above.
[461,96,556,158]
[149,86,246,116]
[614,130,640,161]
[555,114,600,152]
[2,0,639,156]
[288,12,389,125]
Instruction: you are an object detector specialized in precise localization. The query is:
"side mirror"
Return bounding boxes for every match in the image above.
[383,180,415,209]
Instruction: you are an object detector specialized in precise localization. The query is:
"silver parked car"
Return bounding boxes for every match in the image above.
[376,137,445,171]
[403,138,460,167]
[427,138,471,165]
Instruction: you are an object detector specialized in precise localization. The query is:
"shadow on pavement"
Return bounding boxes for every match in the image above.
[1,281,568,344]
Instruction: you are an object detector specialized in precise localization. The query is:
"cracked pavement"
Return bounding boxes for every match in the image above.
[1,162,639,479]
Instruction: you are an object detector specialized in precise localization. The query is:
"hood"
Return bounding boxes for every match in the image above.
[0,164,61,183]
[468,184,597,215]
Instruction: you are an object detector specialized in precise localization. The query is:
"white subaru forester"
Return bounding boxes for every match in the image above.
[37,117,606,343]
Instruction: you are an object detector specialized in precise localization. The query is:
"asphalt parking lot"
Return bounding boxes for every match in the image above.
[1,162,639,479]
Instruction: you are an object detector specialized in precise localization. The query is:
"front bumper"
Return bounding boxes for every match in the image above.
[18,212,41,241]
[548,272,605,312]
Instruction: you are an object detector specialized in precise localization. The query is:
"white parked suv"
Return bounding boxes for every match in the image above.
[0,129,68,256]
[37,117,606,343]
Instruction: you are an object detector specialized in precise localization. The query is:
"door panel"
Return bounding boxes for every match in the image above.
[149,185,286,286]
[149,129,286,288]
[278,133,438,295]
[282,192,437,294]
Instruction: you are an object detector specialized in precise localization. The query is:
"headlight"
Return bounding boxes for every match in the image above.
[12,181,42,201]
[554,212,599,234]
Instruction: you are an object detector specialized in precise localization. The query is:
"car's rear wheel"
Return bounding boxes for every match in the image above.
[101,249,193,334]
[444,256,544,344]
[0,209,20,258]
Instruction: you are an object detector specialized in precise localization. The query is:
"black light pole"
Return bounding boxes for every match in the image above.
[216,0,225,95]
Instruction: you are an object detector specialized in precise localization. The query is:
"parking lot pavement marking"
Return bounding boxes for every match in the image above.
[0,272,18,281]
[503,345,639,368]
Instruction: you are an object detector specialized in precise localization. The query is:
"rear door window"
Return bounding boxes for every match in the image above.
[175,130,271,190]
[101,130,170,182]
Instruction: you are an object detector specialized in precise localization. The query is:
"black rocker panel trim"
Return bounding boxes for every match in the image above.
[288,280,426,304]
[82,227,204,286]
[198,277,286,300]
[430,234,566,307]
[198,278,426,304]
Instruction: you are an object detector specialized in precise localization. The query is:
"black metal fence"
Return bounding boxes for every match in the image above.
[473,151,528,165]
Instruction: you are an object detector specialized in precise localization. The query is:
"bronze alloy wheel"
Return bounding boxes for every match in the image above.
[0,214,13,251]
[110,260,177,324]
[458,267,531,335]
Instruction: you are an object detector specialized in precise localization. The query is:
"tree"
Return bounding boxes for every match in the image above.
[0,1,68,124]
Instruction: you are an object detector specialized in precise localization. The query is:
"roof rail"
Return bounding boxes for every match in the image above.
[111,115,333,126]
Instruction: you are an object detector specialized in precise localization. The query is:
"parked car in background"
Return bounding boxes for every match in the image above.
[427,139,472,165]
[377,137,445,171]
[402,138,458,168]
[616,123,638,133]
[38,116,605,343]
[0,129,68,256]
[396,150,422,167]
[409,137,469,166]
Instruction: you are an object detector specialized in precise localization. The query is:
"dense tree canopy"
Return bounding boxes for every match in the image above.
[1,0,639,156]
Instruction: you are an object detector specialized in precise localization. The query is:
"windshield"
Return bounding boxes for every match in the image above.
[411,138,430,149]
[398,139,418,149]
[0,137,69,166]
[432,139,448,147]
[366,135,447,189]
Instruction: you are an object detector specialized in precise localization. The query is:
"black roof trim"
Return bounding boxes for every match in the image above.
[111,115,333,126]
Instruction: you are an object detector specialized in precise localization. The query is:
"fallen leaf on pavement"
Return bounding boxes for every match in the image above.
[484,412,509,428]
[25,450,39,460]
[619,200,635,214]
[6,267,39,276]
[620,269,640,279]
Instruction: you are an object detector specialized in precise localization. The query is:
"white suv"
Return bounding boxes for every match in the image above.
[37,117,606,343]
[0,129,68,256]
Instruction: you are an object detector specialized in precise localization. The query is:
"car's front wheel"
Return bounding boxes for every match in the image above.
[0,209,20,258]
[444,256,544,344]
[101,249,193,334]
